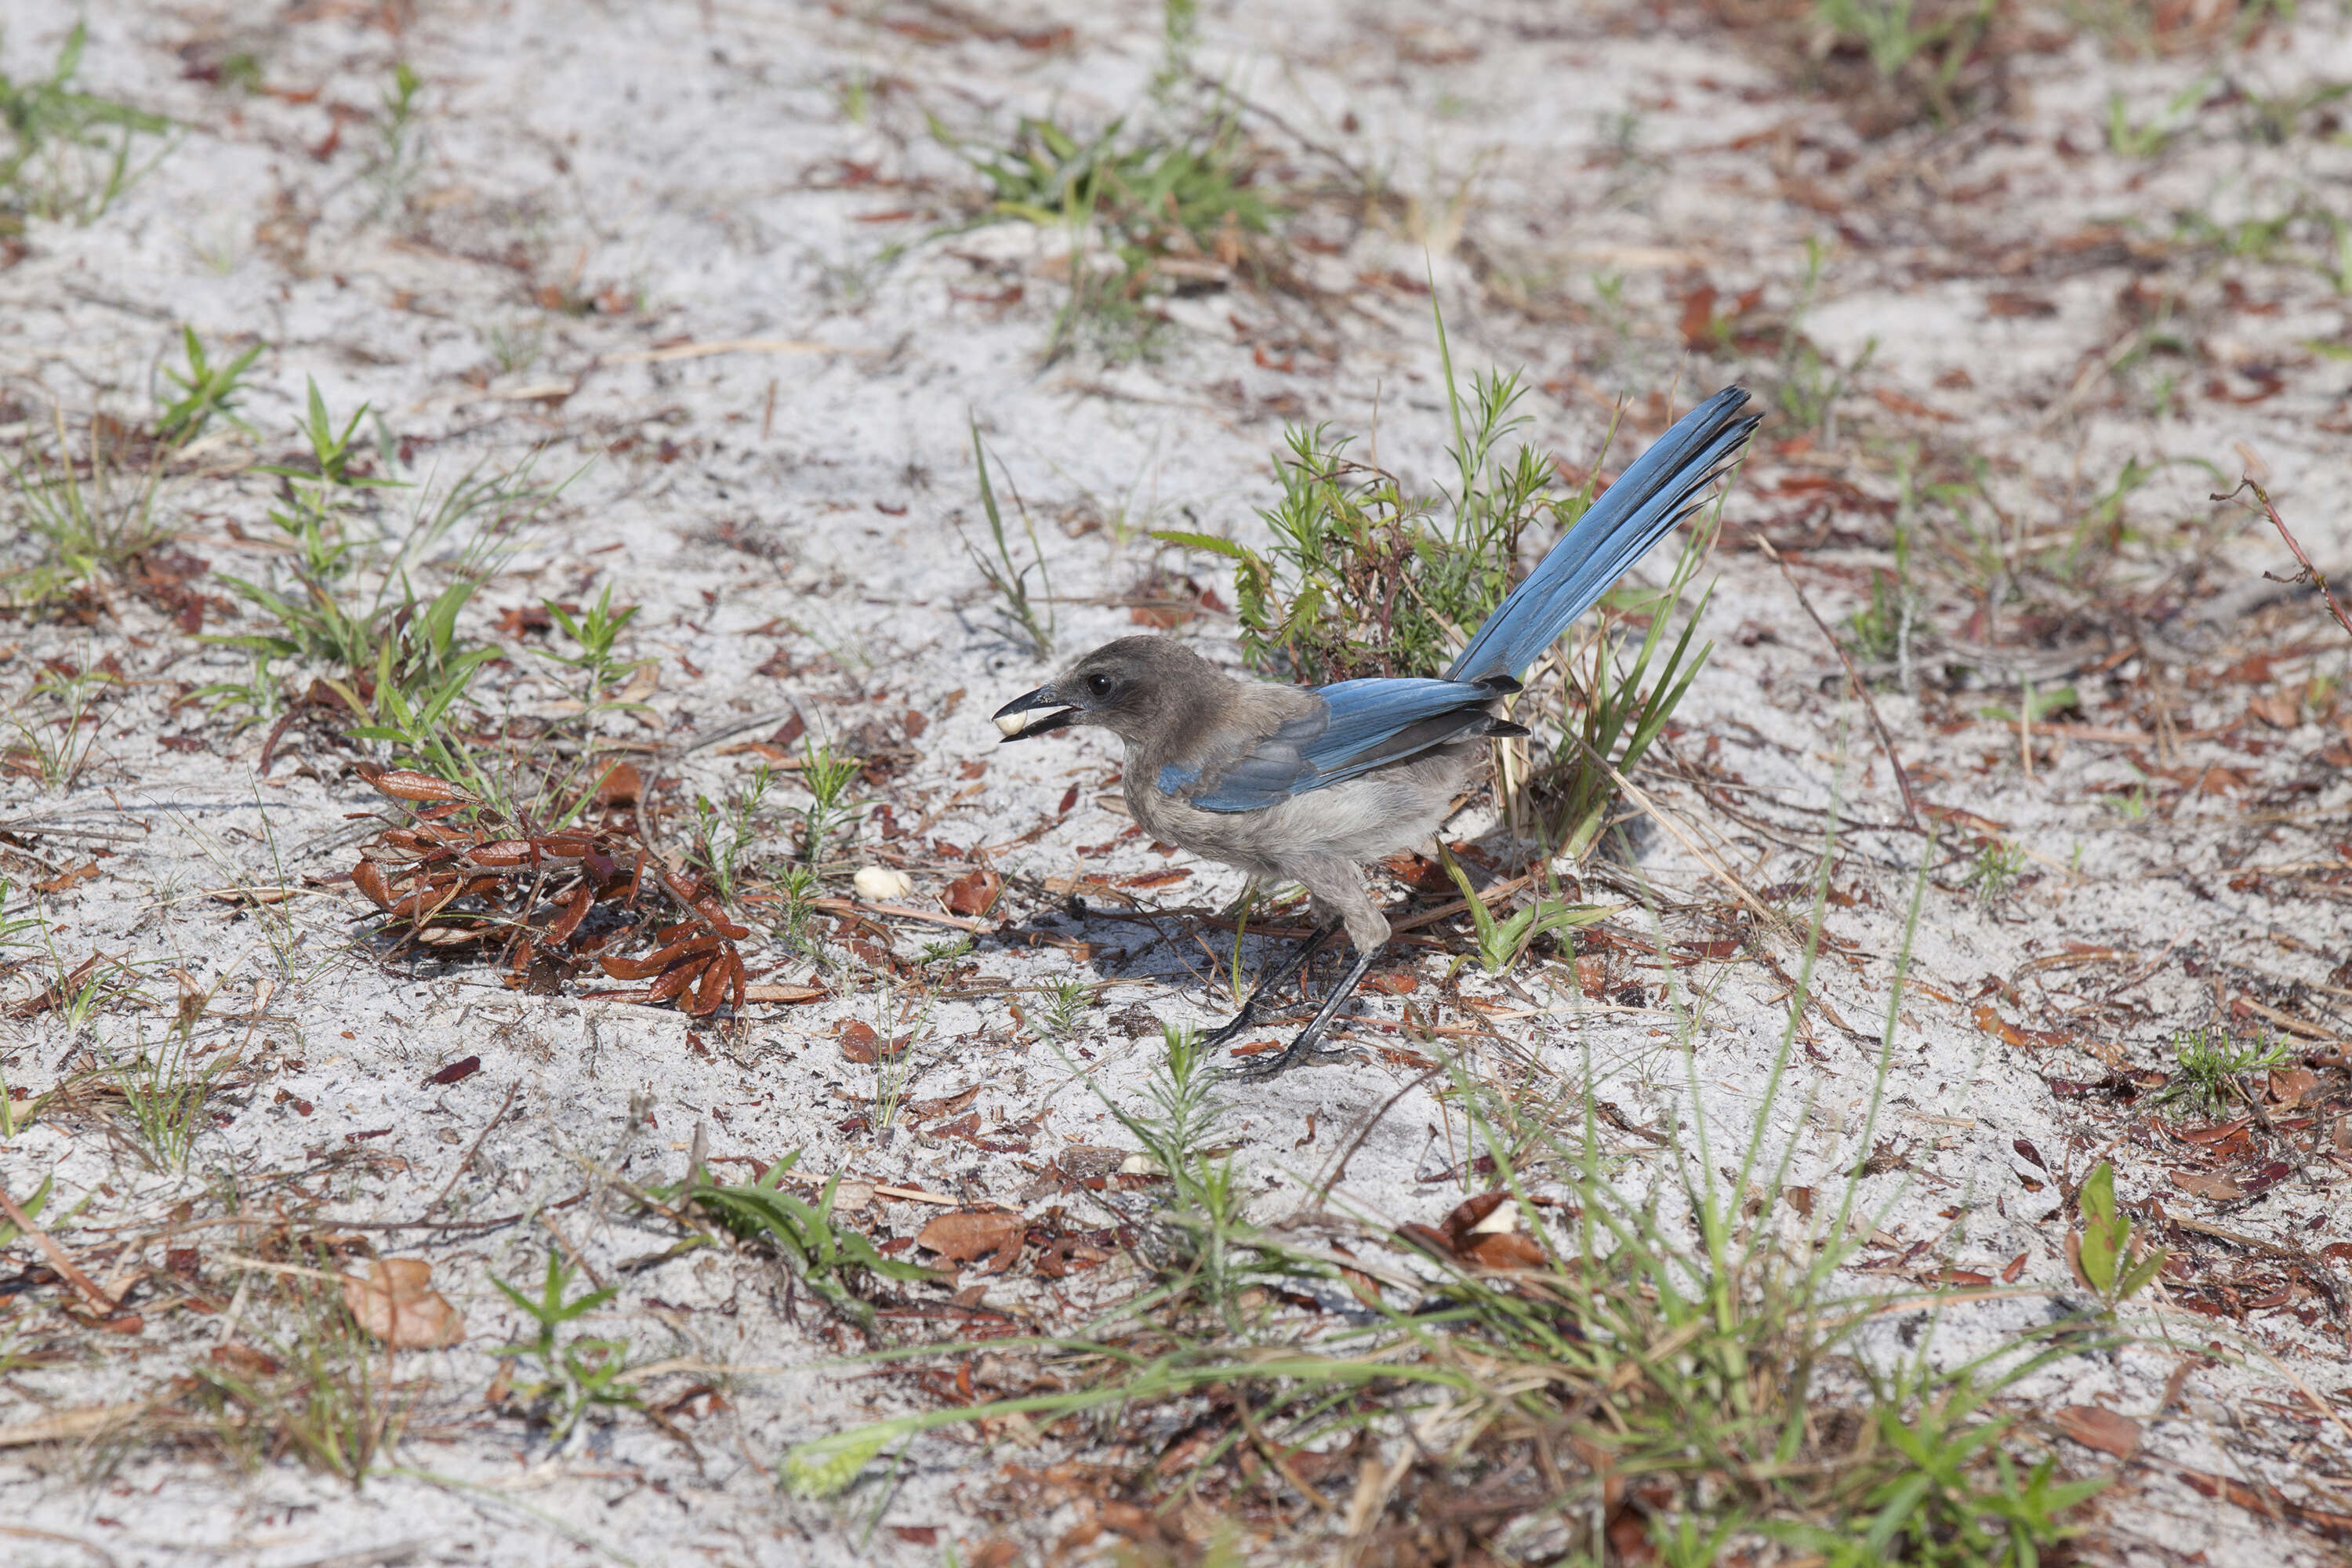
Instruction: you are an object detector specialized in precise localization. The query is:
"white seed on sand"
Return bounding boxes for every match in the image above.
[852,866,914,902]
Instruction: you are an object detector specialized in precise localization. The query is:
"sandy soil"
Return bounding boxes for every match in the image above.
[1,1,2349,1564]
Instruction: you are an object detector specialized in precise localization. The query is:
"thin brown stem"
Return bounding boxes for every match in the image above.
[1755,537,1920,826]
[2217,478,2352,643]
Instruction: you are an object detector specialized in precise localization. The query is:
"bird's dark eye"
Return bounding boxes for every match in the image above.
[1085,673,1112,697]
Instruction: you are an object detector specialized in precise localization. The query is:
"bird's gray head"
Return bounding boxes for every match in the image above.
[993,637,1213,747]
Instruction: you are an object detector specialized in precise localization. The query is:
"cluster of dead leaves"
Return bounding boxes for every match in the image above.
[347,764,753,1016]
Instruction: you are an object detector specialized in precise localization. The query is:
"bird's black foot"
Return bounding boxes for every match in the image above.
[1198,918,1339,1051]
[1217,949,1373,1080]
[1220,1022,1356,1080]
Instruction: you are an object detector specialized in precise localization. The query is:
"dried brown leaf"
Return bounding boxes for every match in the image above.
[916,1209,1025,1263]
[341,1258,464,1348]
[2053,1404,2140,1460]
[368,769,479,804]
[942,869,1003,918]
[2169,1169,2244,1202]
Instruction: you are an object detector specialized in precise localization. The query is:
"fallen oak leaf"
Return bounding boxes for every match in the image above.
[838,1020,880,1063]
[352,860,395,909]
[2052,1404,2141,1461]
[341,1258,464,1348]
[916,1209,1025,1264]
[1461,1232,1548,1270]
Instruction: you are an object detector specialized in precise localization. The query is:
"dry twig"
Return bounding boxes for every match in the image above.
[1756,536,1920,824]
[2218,478,2352,643]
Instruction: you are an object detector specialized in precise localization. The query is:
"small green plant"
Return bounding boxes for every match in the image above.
[2158,1028,2292,1116]
[209,386,564,757]
[214,53,264,95]
[1847,459,1921,674]
[1770,240,1876,438]
[1976,683,2079,727]
[1779,333,1877,435]
[794,739,864,868]
[1161,310,1597,685]
[2241,78,2351,145]
[1153,0,1200,97]
[775,865,823,952]
[107,1022,230,1172]
[2060,456,2158,576]
[0,22,176,224]
[1033,976,1093,1038]
[512,586,658,819]
[2100,777,2151,822]
[2172,203,2302,263]
[1,412,167,609]
[675,1152,938,1326]
[2067,1161,2164,1311]
[835,68,870,125]
[1546,529,1719,858]
[1439,849,1607,975]
[191,1269,406,1486]
[154,325,263,446]
[537,586,643,697]
[485,318,543,376]
[2107,74,2213,157]
[1962,839,2026,902]
[271,376,399,495]
[1811,0,1996,122]
[1099,1025,1285,1327]
[370,61,424,220]
[4,662,118,789]
[0,881,48,1139]
[689,763,775,906]
[918,934,974,967]
[1780,1377,2110,1565]
[960,422,1054,658]
[1846,568,1907,665]
[936,107,1269,359]
[490,1250,640,1443]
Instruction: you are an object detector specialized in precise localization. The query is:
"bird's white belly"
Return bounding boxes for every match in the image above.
[1131,742,1479,880]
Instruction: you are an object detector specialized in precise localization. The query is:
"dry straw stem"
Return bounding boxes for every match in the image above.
[0,1180,122,1316]
[1755,535,1919,824]
[1555,727,1790,935]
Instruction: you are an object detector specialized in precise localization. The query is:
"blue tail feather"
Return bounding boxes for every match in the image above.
[1444,386,1756,686]
[1166,385,1756,814]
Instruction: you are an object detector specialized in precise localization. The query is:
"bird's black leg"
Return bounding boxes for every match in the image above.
[1221,948,1374,1080]
[1199,919,1340,1051]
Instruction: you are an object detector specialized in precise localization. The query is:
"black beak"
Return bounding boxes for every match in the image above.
[993,685,1078,742]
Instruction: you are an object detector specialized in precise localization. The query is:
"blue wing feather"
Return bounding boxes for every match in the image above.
[1181,678,1497,811]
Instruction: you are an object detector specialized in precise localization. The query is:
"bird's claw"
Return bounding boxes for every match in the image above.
[1217,1027,1352,1081]
[1197,1007,1264,1052]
